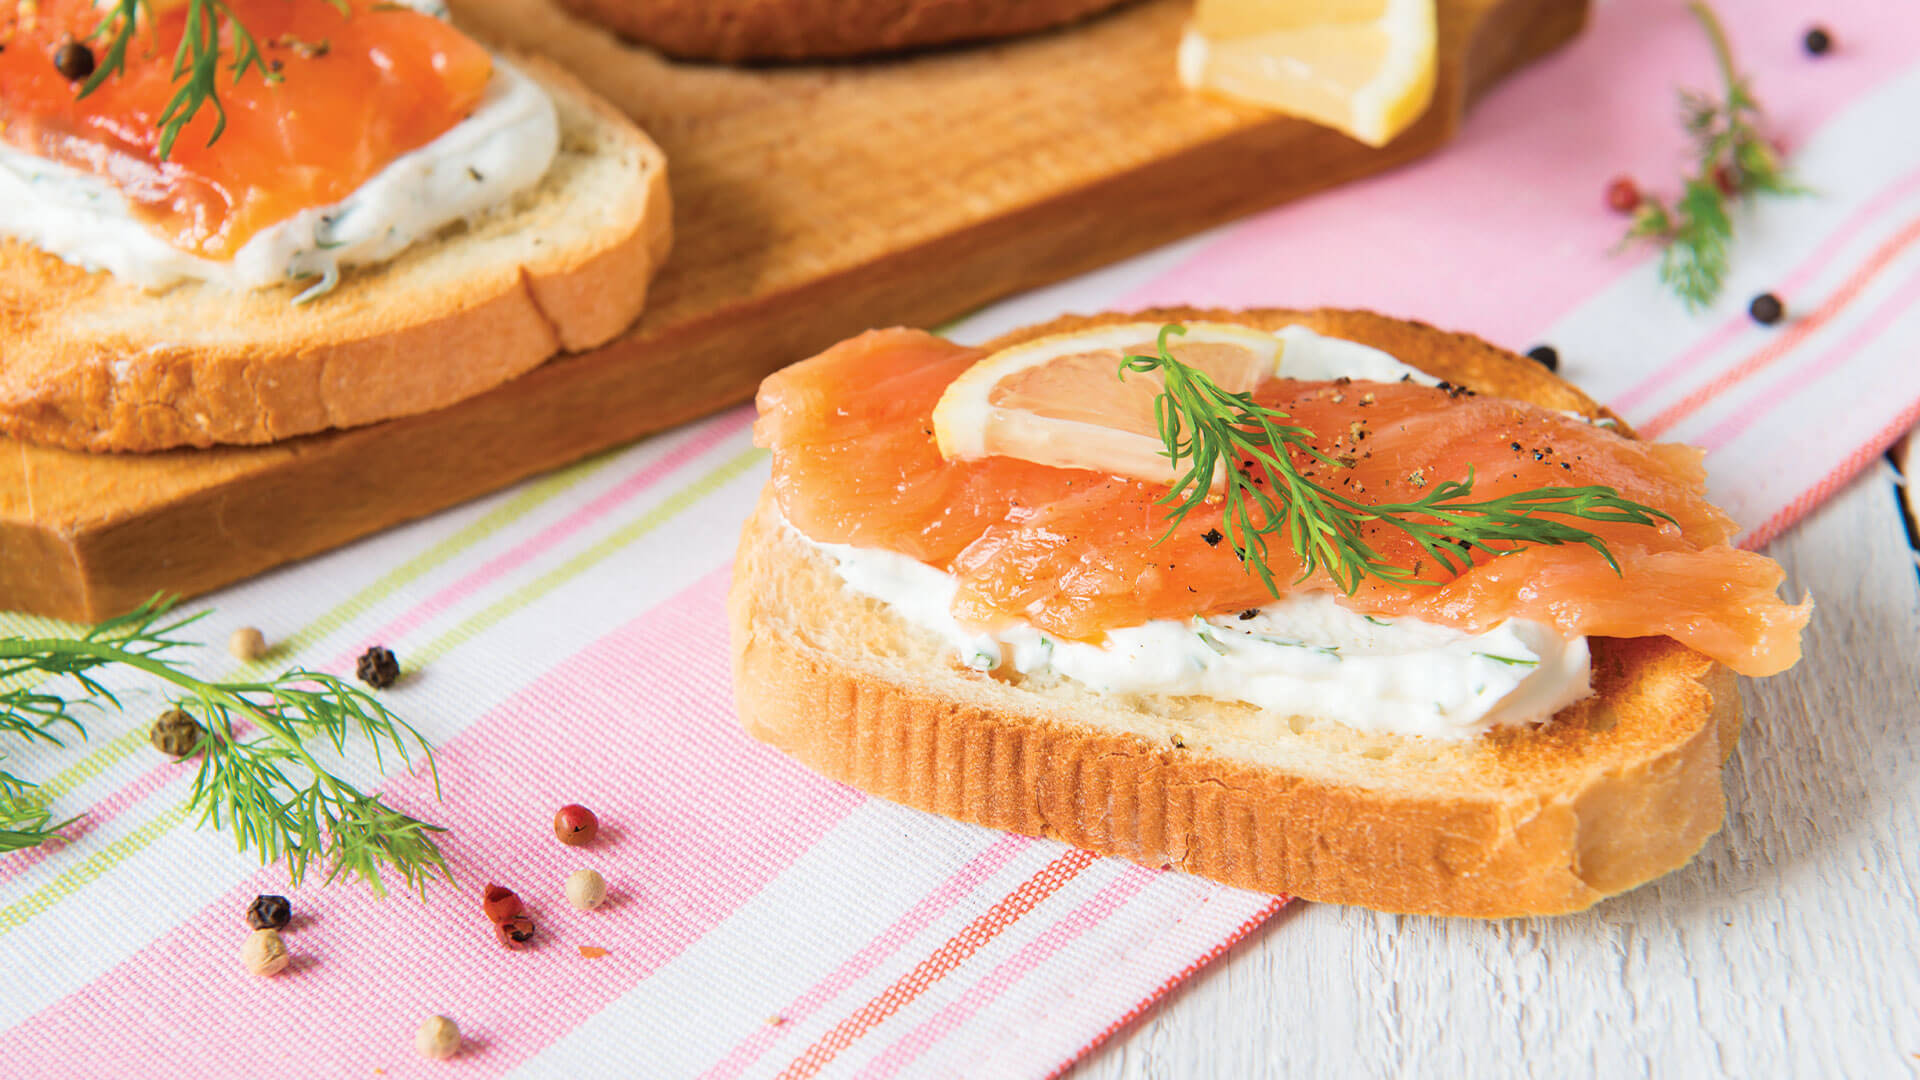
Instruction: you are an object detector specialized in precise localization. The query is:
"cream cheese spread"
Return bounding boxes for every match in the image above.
[793,325,1594,740]
[0,56,558,298]
[803,526,1590,740]
[1271,324,1440,384]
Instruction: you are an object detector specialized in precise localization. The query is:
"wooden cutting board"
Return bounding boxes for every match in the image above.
[0,0,1586,622]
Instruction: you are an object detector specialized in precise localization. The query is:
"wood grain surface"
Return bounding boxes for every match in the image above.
[0,0,1588,622]
[1069,463,1920,1079]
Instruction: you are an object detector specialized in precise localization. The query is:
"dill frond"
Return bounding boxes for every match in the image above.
[82,0,285,159]
[1120,325,1675,595]
[1620,1,1804,308]
[0,598,447,894]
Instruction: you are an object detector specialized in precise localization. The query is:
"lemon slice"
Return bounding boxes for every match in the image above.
[1177,0,1438,148]
[931,322,1282,483]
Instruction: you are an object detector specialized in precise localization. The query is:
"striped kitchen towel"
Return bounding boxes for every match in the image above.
[2,0,1915,1076]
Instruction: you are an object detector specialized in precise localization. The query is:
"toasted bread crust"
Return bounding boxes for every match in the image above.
[555,0,1131,61]
[729,307,1743,917]
[0,57,672,453]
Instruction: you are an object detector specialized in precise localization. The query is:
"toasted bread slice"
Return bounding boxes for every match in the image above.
[0,56,671,453]
[556,0,1132,61]
[729,308,1744,918]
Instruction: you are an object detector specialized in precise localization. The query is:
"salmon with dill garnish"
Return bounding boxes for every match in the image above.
[755,325,1809,678]
[0,0,491,260]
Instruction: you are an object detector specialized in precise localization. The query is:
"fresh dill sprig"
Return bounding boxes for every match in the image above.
[81,0,297,160]
[0,774,75,853]
[1621,0,1802,308]
[0,598,448,895]
[1120,325,1675,596]
[180,667,448,894]
[0,597,192,737]
[0,602,176,851]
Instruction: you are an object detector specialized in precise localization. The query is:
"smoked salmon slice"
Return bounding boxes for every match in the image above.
[756,327,1811,678]
[0,0,492,259]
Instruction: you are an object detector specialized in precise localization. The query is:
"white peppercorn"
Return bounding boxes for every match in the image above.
[228,626,268,661]
[565,868,607,910]
[415,1014,461,1060]
[242,928,289,976]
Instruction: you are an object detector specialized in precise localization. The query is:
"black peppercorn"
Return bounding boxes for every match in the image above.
[1201,528,1223,547]
[1748,292,1785,326]
[53,40,95,81]
[246,894,292,931]
[149,708,204,758]
[1803,27,1832,56]
[356,645,401,689]
[1524,345,1560,372]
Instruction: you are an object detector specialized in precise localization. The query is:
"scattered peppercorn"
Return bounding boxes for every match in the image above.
[1237,609,1258,620]
[495,913,536,949]
[149,708,204,759]
[554,804,599,847]
[1803,26,1832,56]
[416,1015,461,1060]
[242,928,290,976]
[356,645,401,689]
[1604,176,1640,214]
[1524,344,1560,372]
[53,40,95,81]
[565,869,608,911]
[482,883,523,924]
[1749,291,1785,325]
[1200,528,1223,547]
[228,626,268,661]
[246,894,292,931]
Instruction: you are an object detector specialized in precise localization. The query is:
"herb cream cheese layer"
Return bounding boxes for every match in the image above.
[796,327,1595,740]
[0,57,557,296]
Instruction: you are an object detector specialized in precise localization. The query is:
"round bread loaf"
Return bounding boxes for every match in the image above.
[556,0,1134,62]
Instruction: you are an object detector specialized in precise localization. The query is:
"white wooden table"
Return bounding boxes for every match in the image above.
[1073,457,1920,1078]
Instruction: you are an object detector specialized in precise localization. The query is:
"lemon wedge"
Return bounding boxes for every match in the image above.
[1177,0,1438,148]
[931,322,1281,483]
